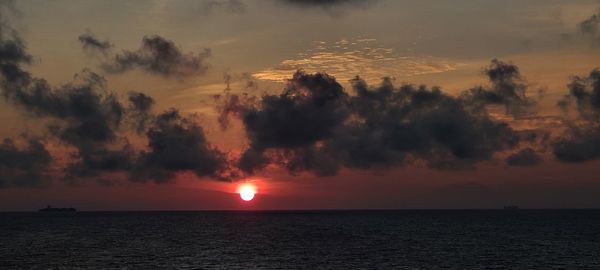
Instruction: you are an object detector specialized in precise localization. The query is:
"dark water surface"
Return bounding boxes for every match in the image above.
[1,210,599,269]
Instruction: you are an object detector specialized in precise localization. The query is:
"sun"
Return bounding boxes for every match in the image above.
[238,184,256,202]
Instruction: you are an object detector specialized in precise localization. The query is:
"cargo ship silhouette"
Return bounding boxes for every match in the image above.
[38,205,77,212]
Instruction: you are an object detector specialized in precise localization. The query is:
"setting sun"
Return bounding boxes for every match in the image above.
[238,184,256,202]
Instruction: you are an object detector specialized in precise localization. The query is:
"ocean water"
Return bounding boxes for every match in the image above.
[1,210,599,269]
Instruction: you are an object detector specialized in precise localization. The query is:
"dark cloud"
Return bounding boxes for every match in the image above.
[558,68,600,118]
[578,9,600,46]
[1,66,202,183]
[78,32,112,55]
[0,19,31,83]
[462,59,538,117]
[48,73,122,146]
[219,70,521,176]
[233,71,350,175]
[215,91,254,130]
[0,66,134,180]
[102,35,211,78]
[2,61,228,183]
[131,110,232,182]
[2,23,122,148]
[127,91,154,133]
[276,0,376,16]
[553,68,600,163]
[78,32,212,79]
[57,102,235,183]
[506,148,542,166]
[338,77,518,170]
[554,68,600,163]
[554,125,600,162]
[128,91,154,114]
[214,71,258,129]
[0,67,123,147]
[0,138,51,188]
[0,12,54,187]
[243,71,348,149]
[65,144,135,182]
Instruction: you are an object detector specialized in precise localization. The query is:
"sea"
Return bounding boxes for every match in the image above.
[1,210,599,269]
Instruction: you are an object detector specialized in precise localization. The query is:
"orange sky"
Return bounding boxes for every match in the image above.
[2,0,600,210]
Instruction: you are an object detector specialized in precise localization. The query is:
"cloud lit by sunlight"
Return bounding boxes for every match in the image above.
[253,38,462,83]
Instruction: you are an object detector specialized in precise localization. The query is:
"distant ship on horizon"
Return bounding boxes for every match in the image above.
[38,205,77,212]
[503,205,520,210]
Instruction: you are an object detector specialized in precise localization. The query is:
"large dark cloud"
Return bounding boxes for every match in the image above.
[225,71,349,174]
[243,71,348,149]
[461,59,538,117]
[0,138,51,188]
[131,110,232,183]
[554,68,600,162]
[344,77,519,169]
[55,89,153,181]
[101,35,211,78]
[219,70,522,176]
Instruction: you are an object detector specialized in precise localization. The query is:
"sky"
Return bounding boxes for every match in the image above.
[1,0,600,210]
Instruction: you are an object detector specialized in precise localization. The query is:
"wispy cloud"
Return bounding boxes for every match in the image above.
[253,38,461,83]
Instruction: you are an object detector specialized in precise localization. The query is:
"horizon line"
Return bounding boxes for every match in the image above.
[3,208,600,213]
